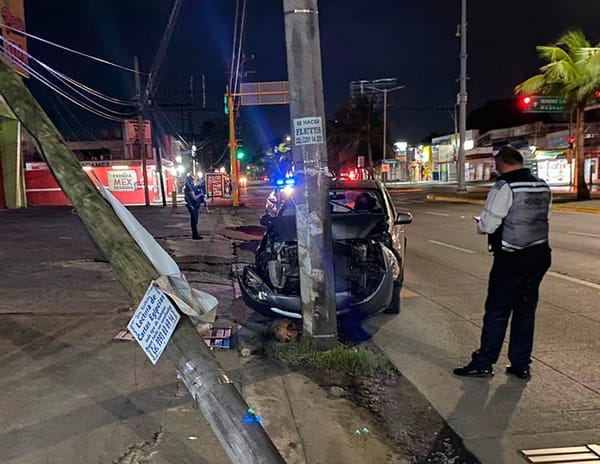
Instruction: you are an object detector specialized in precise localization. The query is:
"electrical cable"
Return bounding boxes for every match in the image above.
[0,23,148,74]
[0,37,135,118]
[229,0,240,91]
[144,0,183,101]
[233,0,248,96]
[39,62,133,105]
[0,44,126,121]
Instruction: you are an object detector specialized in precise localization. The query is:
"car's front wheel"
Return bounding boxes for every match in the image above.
[383,281,402,314]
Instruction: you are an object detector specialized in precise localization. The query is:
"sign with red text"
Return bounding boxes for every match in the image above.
[124,119,152,144]
[108,170,137,191]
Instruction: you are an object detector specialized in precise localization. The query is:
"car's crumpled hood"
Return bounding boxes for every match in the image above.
[268,213,386,241]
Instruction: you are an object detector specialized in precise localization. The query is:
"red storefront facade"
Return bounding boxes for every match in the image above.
[24,161,175,206]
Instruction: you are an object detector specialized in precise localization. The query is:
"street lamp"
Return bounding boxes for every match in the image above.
[364,84,406,167]
[456,0,468,192]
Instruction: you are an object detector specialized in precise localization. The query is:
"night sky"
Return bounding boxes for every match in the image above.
[21,0,600,151]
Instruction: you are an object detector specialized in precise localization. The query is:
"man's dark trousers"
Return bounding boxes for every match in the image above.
[186,204,200,238]
[472,243,551,369]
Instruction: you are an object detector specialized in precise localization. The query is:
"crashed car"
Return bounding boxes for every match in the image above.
[239,179,412,320]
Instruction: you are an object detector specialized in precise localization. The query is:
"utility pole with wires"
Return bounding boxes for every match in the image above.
[457,0,468,192]
[283,0,337,349]
[134,56,151,207]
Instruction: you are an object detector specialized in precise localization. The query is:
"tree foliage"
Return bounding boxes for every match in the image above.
[515,30,600,200]
[327,96,385,175]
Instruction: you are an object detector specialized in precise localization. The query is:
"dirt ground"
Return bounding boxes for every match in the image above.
[251,352,479,464]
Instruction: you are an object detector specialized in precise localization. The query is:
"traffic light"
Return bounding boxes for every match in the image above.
[596,90,600,99]
[224,95,229,115]
[568,136,575,149]
[236,147,246,160]
[519,95,533,110]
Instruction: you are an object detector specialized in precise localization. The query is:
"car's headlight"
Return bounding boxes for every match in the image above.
[381,246,401,279]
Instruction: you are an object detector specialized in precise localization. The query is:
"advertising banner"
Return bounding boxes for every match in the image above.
[124,119,152,144]
[108,170,138,191]
[206,173,224,198]
[0,0,28,77]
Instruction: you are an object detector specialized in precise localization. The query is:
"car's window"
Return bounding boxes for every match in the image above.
[329,189,384,214]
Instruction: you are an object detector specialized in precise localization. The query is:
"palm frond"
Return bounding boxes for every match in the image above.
[540,60,578,83]
[556,29,590,55]
[537,45,571,63]
[515,74,546,94]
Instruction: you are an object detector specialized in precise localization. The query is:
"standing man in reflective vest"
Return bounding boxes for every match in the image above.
[454,146,552,380]
[183,174,203,240]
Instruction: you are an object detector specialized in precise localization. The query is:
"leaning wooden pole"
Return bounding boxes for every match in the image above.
[0,57,285,464]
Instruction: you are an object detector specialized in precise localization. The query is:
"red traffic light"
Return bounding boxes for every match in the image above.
[568,136,575,144]
[596,90,600,99]
[520,95,533,108]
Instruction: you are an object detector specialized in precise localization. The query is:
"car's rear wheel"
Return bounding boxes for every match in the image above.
[384,281,402,314]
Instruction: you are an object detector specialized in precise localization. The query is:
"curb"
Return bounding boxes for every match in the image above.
[552,205,600,214]
[426,194,486,205]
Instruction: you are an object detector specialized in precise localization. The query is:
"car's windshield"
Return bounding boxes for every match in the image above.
[329,189,384,214]
[279,188,385,216]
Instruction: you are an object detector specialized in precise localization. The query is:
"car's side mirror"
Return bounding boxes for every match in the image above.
[260,214,272,226]
[395,212,413,225]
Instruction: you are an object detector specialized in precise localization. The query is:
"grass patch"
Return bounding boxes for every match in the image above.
[265,338,393,377]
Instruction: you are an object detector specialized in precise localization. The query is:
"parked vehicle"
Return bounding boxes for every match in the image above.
[239,179,412,320]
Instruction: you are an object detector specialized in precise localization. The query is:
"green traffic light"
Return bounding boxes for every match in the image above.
[236,149,245,160]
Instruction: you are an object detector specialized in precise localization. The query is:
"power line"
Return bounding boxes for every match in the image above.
[0,36,135,118]
[1,23,149,74]
[144,0,183,103]
[229,0,240,91]
[0,44,127,121]
[233,0,248,96]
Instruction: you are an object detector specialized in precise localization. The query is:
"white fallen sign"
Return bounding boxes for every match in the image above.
[128,283,181,364]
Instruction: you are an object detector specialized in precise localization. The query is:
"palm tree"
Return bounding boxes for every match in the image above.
[327,96,385,178]
[515,30,600,200]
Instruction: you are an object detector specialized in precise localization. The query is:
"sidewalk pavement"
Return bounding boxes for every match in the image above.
[0,205,407,464]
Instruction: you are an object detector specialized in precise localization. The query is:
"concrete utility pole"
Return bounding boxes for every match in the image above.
[457,0,468,192]
[283,0,337,349]
[134,56,151,206]
[227,87,240,207]
[0,56,285,464]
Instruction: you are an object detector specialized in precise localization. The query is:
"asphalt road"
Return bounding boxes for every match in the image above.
[379,187,600,463]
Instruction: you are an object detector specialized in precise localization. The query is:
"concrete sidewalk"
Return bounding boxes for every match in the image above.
[0,205,407,464]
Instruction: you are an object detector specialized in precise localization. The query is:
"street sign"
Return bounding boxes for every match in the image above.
[293,117,324,146]
[239,81,289,106]
[357,156,365,168]
[523,96,566,113]
[128,284,181,365]
[382,159,398,166]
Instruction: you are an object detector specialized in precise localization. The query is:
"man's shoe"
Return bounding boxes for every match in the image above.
[192,236,204,240]
[506,365,531,380]
[453,364,494,378]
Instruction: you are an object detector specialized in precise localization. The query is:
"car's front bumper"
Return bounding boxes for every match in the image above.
[238,261,395,320]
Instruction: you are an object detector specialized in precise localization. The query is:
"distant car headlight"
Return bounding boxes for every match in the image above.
[282,185,294,196]
[381,246,401,279]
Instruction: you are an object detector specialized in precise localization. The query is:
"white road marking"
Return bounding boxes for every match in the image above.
[567,231,600,239]
[547,271,600,291]
[428,240,477,254]
[425,211,450,217]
